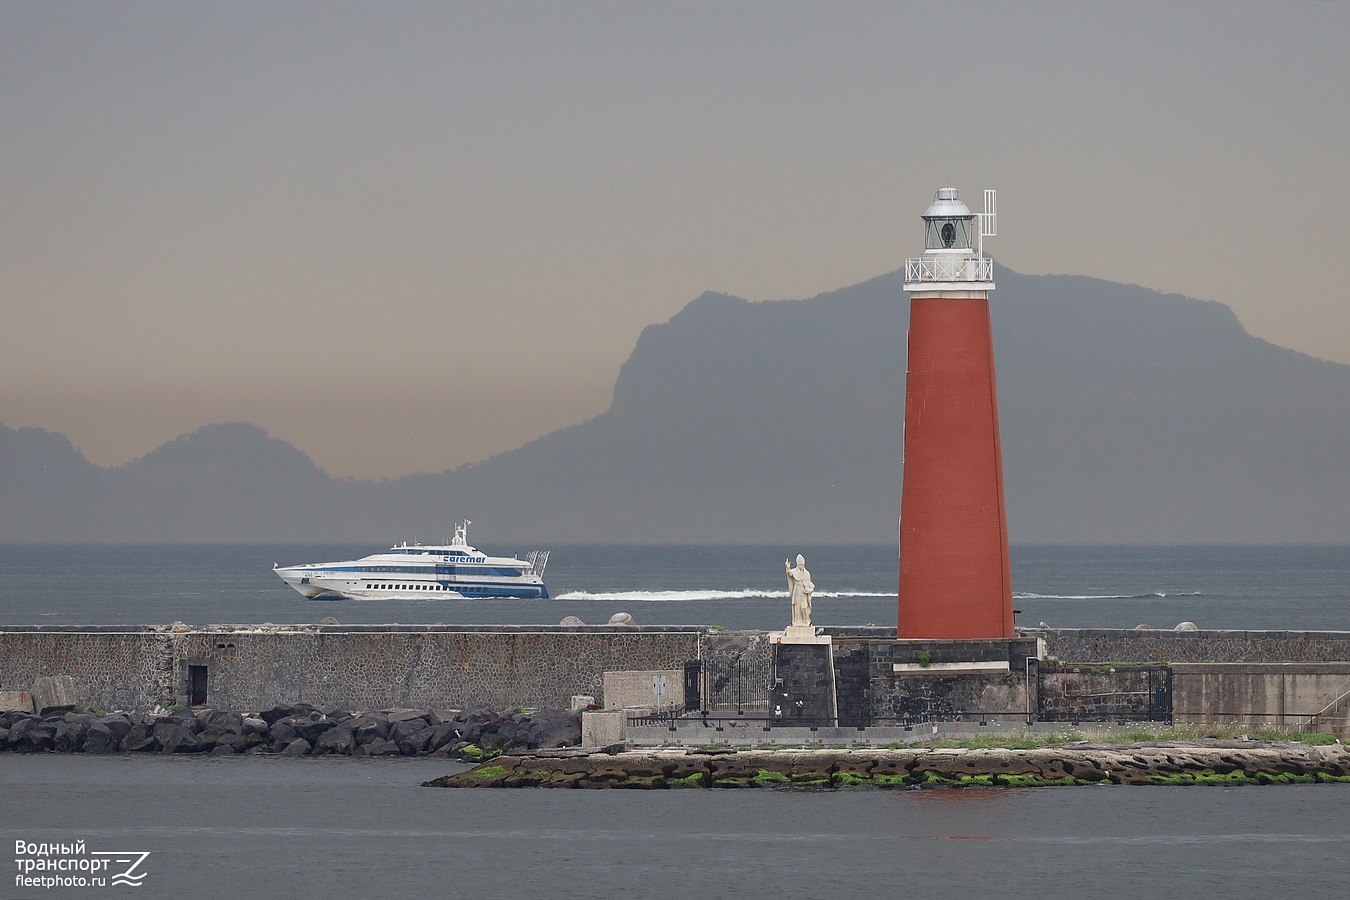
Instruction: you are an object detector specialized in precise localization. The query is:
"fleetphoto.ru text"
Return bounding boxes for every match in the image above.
[16,839,149,890]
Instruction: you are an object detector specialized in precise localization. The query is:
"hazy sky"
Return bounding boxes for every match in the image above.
[3,2,1347,479]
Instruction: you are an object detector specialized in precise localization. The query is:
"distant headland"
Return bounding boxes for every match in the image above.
[4,265,1350,544]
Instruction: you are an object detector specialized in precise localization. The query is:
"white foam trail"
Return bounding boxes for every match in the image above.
[554,589,894,602]
[1014,591,1204,601]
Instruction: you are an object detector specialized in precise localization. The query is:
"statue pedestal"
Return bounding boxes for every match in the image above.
[772,629,838,726]
[775,625,832,645]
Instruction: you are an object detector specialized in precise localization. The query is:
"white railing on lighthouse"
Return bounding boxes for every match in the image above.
[904,255,994,284]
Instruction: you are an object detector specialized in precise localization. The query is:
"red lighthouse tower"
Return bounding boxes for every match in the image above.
[898,187,1013,640]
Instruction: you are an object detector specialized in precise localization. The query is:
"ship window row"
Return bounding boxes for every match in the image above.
[364,583,531,595]
[433,566,523,577]
[361,564,521,577]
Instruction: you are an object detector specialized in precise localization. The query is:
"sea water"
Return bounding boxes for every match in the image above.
[2,544,1348,898]
[2,543,1348,631]
[2,754,1347,899]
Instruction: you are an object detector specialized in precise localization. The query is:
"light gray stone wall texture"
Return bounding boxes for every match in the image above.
[581,709,627,746]
[6,626,1350,717]
[0,630,175,710]
[602,670,684,710]
[0,626,703,712]
[1036,629,1350,664]
[1171,662,1350,727]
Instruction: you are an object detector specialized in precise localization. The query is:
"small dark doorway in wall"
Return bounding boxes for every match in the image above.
[188,665,208,706]
[683,660,702,712]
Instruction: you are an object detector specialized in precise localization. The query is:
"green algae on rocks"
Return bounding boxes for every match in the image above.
[423,741,1350,790]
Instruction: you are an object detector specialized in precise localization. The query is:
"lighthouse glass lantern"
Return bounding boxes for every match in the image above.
[922,187,975,251]
[905,186,996,289]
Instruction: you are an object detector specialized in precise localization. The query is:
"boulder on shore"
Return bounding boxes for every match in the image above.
[0,704,583,760]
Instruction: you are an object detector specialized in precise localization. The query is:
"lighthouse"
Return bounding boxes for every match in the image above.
[898,187,1013,640]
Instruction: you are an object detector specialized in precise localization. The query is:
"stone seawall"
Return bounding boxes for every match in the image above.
[0,631,174,712]
[1035,628,1350,664]
[0,625,705,712]
[4,625,1349,729]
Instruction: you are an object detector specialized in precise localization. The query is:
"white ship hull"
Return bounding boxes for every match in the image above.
[274,522,549,601]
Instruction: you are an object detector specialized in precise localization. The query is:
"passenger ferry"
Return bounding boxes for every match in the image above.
[274,521,549,600]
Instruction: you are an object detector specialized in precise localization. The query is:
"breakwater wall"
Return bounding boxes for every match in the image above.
[812,628,1350,730]
[428,742,1350,789]
[0,624,703,712]
[2,625,1349,731]
[1033,628,1350,664]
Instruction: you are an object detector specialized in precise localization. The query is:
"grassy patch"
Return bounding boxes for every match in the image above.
[1253,728,1339,745]
[905,726,1342,749]
[471,765,510,779]
[1147,770,1338,786]
[751,770,792,787]
[458,744,502,762]
[912,729,1085,750]
[1256,772,1318,785]
[669,772,707,788]
[1105,724,1341,745]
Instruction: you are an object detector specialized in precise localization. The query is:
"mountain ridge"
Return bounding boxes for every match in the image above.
[4,264,1349,544]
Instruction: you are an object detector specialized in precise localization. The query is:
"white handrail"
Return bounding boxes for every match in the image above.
[904,256,994,283]
[1309,679,1350,718]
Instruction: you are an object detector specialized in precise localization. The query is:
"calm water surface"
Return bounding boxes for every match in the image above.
[2,543,1348,631]
[3,543,1348,897]
[2,755,1348,899]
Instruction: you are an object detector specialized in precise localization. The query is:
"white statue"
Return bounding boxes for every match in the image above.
[785,554,814,627]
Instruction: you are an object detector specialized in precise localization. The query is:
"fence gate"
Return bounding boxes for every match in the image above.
[1148,667,1172,722]
[683,660,702,712]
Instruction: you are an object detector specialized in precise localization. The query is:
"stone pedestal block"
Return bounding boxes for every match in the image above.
[774,640,838,727]
[778,625,831,645]
[31,675,77,715]
[581,709,626,747]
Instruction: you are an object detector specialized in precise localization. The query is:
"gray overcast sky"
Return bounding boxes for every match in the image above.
[2,2,1346,479]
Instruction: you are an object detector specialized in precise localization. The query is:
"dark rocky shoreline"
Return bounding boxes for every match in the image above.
[426,741,1350,789]
[0,704,581,759]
